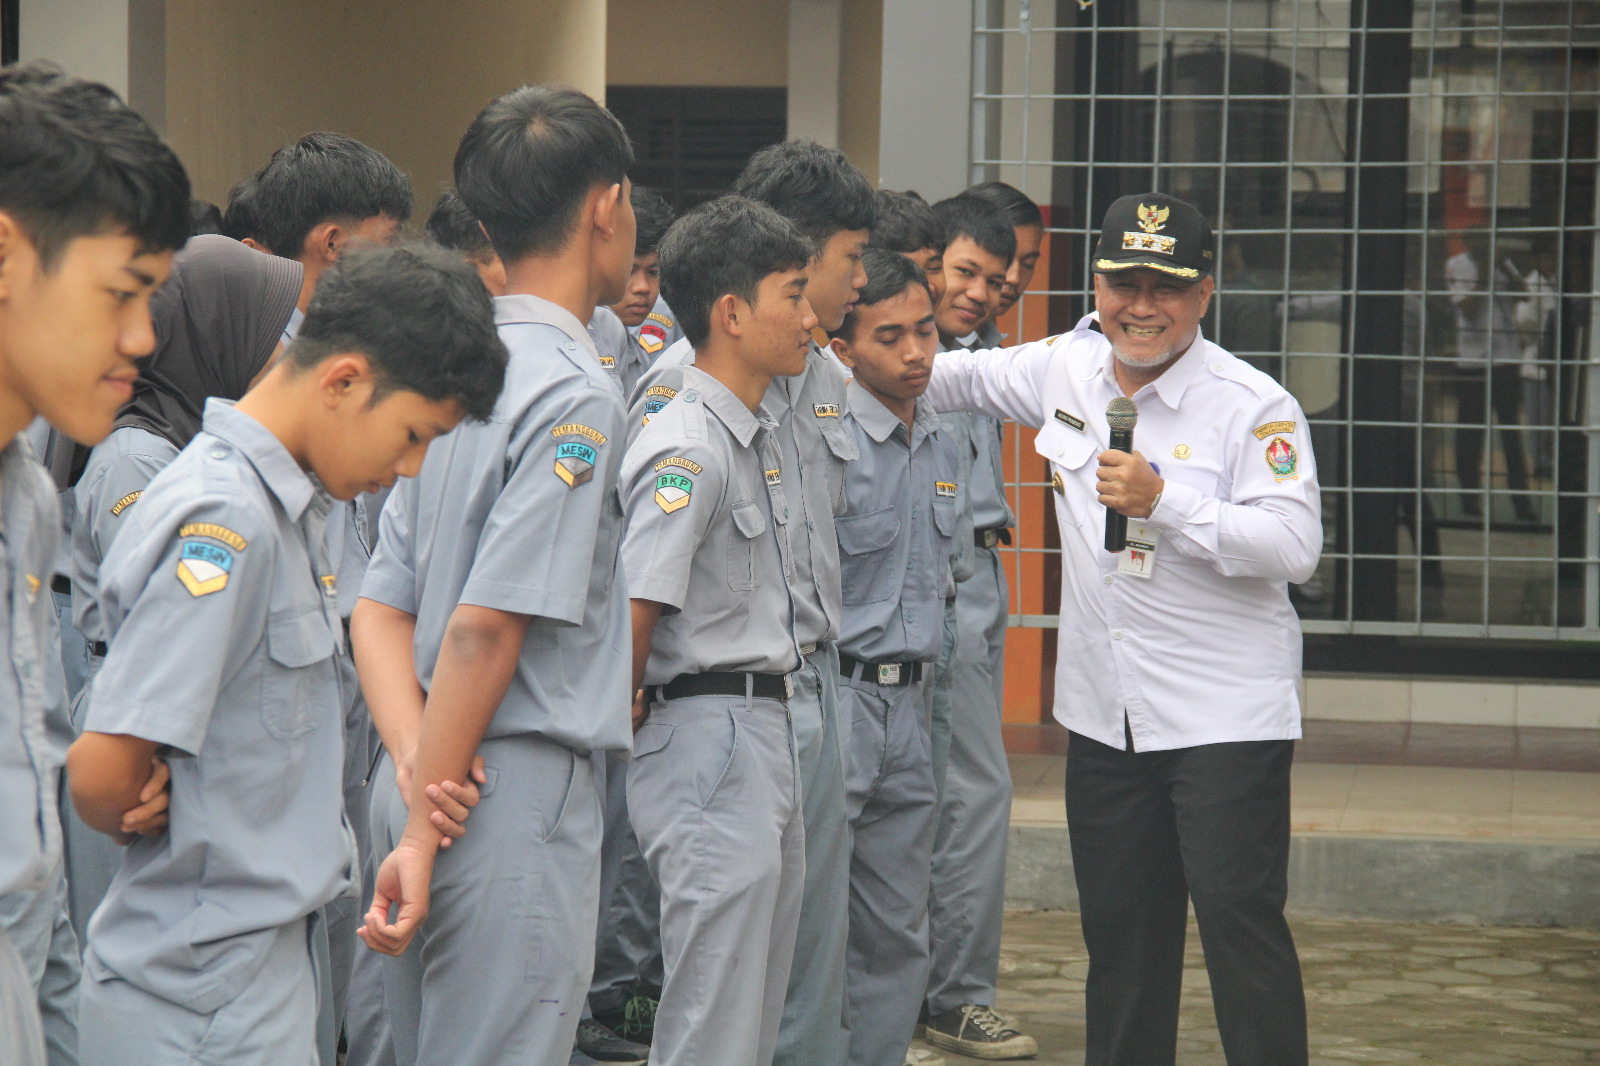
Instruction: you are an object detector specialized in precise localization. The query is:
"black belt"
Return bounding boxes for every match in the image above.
[660,671,790,703]
[839,653,923,688]
[50,575,70,597]
[89,641,107,657]
[975,527,1012,549]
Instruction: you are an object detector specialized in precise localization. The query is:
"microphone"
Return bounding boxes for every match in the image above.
[1104,397,1139,552]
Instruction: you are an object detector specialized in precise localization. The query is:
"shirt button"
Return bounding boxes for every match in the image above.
[1103,574,1114,585]
[564,341,576,350]
[1112,629,1124,640]
[210,448,227,459]
[911,509,919,519]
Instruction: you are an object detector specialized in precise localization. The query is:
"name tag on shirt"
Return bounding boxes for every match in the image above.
[1116,524,1161,579]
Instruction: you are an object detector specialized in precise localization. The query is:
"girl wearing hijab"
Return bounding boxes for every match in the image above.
[63,235,301,947]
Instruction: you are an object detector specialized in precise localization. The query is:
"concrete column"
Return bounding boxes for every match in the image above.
[788,0,841,146]
[878,0,971,198]
[19,0,128,94]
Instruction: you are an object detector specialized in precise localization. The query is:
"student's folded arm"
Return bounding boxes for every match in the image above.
[925,340,1053,427]
[66,732,162,840]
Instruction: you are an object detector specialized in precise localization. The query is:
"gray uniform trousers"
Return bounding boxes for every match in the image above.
[341,731,395,1066]
[926,544,1012,1015]
[629,691,804,1066]
[773,642,850,1066]
[373,733,599,1066]
[0,926,46,1066]
[78,916,319,1066]
[321,656,378,1061]
[63,657,118,955]
[842,672,938,1066]
[0,854,76,1066]
[590,748,663,1015]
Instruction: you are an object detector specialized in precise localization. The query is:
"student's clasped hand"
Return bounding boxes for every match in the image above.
[116,756,173,841]
[397,751,488,847]
[358,837,434,956]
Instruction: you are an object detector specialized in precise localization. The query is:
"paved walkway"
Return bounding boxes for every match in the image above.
[910,910,1600,1065]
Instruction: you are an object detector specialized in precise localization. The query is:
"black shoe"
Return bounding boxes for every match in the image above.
[923,1005,1038,1060]
[594,991,658,1046]
[573,1018,649,1064]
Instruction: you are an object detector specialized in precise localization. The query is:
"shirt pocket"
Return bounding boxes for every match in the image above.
[728,498,767,592]
[836,505,902,605]
[819,419,858,515]
[261,605,337,739]
[932,495,958,541]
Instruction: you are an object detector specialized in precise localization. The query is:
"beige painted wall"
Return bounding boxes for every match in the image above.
[836,0,881,185]
[162,0,607,211]
[607,0,786,87]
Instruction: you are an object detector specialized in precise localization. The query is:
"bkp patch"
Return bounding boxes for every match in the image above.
[555,440,597,488]
[639,322,668,354]
[1265,436,1298,481]
[176,540,233,597]
[655,472,693,513]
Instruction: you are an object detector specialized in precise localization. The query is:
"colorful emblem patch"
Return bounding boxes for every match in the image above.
[178,523,247,551]
[642,385,677,424]
[765,468,782,486]
[655,472,693,513]
[176,540,233,597]
[110,490,142,516]
[639,323,668,354]
[1253,420,1296,441]
[555,440,597,488]
[813,403,841,418]
[1265,436,1298,481]
[935,481,958,498]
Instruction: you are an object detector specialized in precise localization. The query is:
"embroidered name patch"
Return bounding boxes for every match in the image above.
[1253,420,1296,440]
[110,490,142,516]
[550,423,607,445]
[1265,436,1298,481]
[598,355,616,369]
[647,311,674,327]
[1054,409,1085,432]
[555,440,597,488]
[320,574,337,597]
[178,523,247,552]
[765,468,782,486]
[655,473,693,513]
[813,403,841,418]
[176,541,233,596]
[654,456,703,475]
[935,481,958,498]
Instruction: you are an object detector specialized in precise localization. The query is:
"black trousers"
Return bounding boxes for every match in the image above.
[1065,731,1307,1066]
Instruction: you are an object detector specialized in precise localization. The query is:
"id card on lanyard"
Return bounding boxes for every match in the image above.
[1116,522,1161,579]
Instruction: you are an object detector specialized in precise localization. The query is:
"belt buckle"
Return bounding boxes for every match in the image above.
[877,663,902,685]
[784,674,795,699]
[799,642,818,657]
[985,529,1000,549]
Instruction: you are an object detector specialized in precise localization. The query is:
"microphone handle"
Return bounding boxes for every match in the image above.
[1104,428,1134,552]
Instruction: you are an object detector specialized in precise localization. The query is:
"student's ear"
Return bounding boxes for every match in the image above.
[0,210,33,302]
[712,293,744,338]
[828,336,856,370]
[239,237,273,255]
[317,352,374,408]
[593,182,623,239]
[304,221,342,266]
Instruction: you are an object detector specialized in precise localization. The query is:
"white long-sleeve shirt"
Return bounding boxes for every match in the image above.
[927,322,1322,751]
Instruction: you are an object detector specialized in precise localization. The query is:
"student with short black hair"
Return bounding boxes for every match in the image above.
[622,140,872,1066]
[964,182,1044,329]
[354,84,637,1066]
[424,188,505,296]
[0,60,190,1066]
[870,189,947,309]
[69,242,506,1066]
[589,184,677,397]
[827,248,960,1066]
[620,195,815,1066]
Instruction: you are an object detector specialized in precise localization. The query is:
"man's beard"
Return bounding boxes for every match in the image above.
[1111,340,1179,371]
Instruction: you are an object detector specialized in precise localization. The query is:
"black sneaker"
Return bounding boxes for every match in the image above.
[923,1004,1038,1060]
[573,1018,649,1064]
[595,990,658,1046]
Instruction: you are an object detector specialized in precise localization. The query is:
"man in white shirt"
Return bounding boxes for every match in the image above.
[926,193,1319,1066]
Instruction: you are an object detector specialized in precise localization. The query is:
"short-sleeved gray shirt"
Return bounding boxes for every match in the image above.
[0,434,65,897]
[628,337,856,648]
[630,296,684,359]
[84,399,357,1011]
[360,294,632,754]
[71,426,179,643]
[836,388,958,664]
[620,366,801,684]
[588,305,654,401]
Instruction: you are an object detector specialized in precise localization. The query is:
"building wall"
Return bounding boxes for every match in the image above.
[608,0,787,88]
[836,0,881,185]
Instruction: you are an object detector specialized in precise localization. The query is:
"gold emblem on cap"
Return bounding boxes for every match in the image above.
[1173,444,1191,460]
[1136,203,1170,233]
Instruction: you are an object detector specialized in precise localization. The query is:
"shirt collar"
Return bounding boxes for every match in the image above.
[846,381,941,445]
[681,365,775,447]
[493,293,604,365]
[201,398,323,521]
[1082,326,1210,410]
[282,306,305,344]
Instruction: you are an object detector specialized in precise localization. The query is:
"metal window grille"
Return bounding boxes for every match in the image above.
[972,0,1600,639]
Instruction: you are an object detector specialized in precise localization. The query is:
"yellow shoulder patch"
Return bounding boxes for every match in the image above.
[1253,420,1296,440]
[110,490,142,516]
[654,456,704,476]
[647,311,673,327]
[178,523,247,552]
[551,423,608,445]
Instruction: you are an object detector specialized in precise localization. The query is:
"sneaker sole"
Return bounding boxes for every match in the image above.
[922,1029,1039,1060]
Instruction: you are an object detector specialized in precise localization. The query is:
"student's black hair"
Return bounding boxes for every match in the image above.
[454,84,634,263]
[964,180,1043,230]
[221,174,258,242]
[832,247,933,342]
[188,200,223,237]
[288,243,507,422]
[932,194,1017,264]
[231,131,413,257]
[869,189,945,255]
[0,60,189,269]
[731,139,877,248]
[424,190,494,261]
[631,185,675,257]
[659,196,815,349]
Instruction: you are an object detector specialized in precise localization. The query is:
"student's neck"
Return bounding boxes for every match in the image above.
[858,381,916,428]
[295,259,322,313]
[694,338,772,413]
[502,249,605,326]
[234,374,311,470]
[0,386,33,448]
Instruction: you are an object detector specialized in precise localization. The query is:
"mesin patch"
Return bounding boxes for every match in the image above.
[176,540,233,596]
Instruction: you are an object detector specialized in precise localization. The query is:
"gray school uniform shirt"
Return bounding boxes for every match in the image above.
[82,399,358,1011]
[0,434,67,897]
[588,305,654,402]
[619,366,801,685]
[836,388,958,665]
[629,337,857,649]
[71,426,180,644]
[360,293,632,753]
